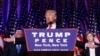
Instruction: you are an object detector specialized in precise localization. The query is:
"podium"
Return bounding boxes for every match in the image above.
[24,29,77,56]
[28,51,74,56]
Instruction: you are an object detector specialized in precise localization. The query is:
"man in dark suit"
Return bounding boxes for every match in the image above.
[82,32,100,56]
[3,30,27,56]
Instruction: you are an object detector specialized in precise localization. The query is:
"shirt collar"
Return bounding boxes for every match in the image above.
[47,23,56,29]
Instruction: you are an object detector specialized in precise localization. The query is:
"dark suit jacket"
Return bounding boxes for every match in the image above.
[82,43,100,56]
[3,42,27,56]
[0,47,3,56]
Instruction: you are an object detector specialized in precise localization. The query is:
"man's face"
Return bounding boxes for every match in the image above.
[45,11,56,24]
[14,30,23,38]
[87,34,94,42]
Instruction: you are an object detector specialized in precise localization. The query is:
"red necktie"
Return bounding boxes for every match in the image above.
[49,24,52,29]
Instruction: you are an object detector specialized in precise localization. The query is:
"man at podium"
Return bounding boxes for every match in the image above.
[38,10,98,50]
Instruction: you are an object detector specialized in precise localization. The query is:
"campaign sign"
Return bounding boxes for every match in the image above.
[24,29,77,51]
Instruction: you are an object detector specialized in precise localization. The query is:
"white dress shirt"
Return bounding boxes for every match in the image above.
[89,42,95,56]
[16,44,21,53]
[16,44,21,48]
[47,23,56,29]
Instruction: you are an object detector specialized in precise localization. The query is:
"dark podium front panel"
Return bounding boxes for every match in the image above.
[28,51,74,56]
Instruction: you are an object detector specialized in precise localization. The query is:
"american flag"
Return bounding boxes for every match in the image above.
[32,0,42,28]
[67,0,77,28]
[88,1,100,43]
[0,5,3,34]
[69,8,77,28]
[56,0,64,27]
[88,5,95,33]
[19,0,28,28]
[74,0,88,56]
[26,6,36,28]
[77,0,88,34]
[62,8,68,28]
[95,6,100,43]
[0,3,4,49]
[94,21,100,43]
[62,0,72,28]
[45,0,54,10]
[93,0,100,43]
[38,0,46,27]
[76,0,87,42]
[6,0,18,36]
[88,4,97,42]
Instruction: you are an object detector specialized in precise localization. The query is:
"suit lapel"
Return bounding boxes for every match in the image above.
[95,43,98,56]
[19,44,27,55]
[86,48,90,56]
[95,48,97,56]
[18,44,22,55]
[11,43,18,56]
[95,43,99,56]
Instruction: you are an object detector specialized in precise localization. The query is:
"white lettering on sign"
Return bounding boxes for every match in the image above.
[32,32,71,38]
[34,39,68,43]
[42,39,46,43]
[47,32,53,38]
[32,31,70,44]
[35,39,39,43]
[56,39,60,43]
[32,32,37,37]
[65,32,71,37]
[55,32,63,37]
[39,32,45,37]
[49,39,53,43]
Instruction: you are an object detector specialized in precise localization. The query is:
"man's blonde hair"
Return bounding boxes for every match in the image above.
[86,31,95,37]
[45,10,56,15]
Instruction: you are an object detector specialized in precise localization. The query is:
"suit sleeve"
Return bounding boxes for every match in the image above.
[95,43,100,47]
[15,38,26,44]
[76,40,85,49]
[0,48,3,56]
[3,43,9,56]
